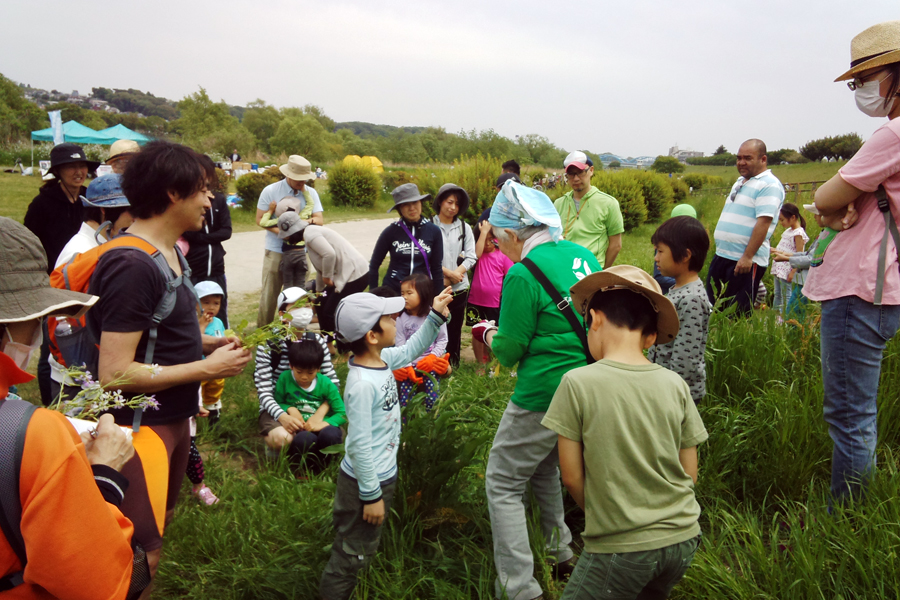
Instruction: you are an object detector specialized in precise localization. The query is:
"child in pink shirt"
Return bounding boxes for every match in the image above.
[466,222,513,367]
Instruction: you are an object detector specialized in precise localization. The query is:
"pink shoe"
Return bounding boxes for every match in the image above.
[193,485,220,505]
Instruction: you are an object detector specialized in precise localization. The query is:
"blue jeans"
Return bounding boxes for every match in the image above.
[820,296,900,501]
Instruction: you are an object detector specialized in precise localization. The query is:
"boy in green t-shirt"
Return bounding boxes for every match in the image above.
[542,265,708,600]
[274,337,346,466]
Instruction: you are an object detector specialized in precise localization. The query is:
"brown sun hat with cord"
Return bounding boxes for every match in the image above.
[569,265,680,345]
[835,21,900,82]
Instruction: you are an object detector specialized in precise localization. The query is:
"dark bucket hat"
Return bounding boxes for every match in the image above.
[0,217,97,323]
[49,143,101,174]
[433,183,471,217]
[388,183,431,213]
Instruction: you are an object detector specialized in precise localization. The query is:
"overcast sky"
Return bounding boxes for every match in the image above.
[1,1,897,158]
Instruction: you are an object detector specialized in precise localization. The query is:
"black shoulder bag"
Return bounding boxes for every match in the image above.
[520,258,595,364]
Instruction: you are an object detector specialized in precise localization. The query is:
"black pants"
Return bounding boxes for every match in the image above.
[446,288,468,367]
[289,425,343,467]
[319,275,369,348]
[190,270,229,328]
[705,255,766,315]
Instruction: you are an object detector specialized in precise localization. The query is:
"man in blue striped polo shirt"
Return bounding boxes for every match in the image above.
[706,139,784,313]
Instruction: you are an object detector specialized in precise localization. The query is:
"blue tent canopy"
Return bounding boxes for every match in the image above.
[97,124,151,145]
[30,121,117,145]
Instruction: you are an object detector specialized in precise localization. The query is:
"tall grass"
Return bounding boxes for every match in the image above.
[9,164,899,598]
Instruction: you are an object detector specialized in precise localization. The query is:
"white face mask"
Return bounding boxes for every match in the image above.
[855,79,895,118]
[288,307,313,330]
[2,324,42,371]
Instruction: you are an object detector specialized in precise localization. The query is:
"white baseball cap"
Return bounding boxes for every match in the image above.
[194,281,225,299]
[563,151,593,171]
[334,293,405,343]
[277,287,308,312]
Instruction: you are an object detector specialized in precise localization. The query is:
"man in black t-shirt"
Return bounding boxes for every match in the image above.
[86,141,251,583]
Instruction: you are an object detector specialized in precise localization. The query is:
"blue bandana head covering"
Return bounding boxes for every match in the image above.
[488,180,562,241]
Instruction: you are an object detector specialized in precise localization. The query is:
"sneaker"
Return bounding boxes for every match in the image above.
[265,446,280,460]
[193,485,220,505]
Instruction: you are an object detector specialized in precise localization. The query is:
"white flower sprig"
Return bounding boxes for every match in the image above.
[50,364,161,422]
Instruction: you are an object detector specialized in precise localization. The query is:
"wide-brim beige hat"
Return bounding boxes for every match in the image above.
[835,20,900,82]
[107,139,140,163]
[569,265,680,345]
[279,155,315,182]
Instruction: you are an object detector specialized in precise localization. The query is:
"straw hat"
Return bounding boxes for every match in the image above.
[107,139,140,164]
[279,155,315,182]
[835,21,900,82]
[569,265,680,345]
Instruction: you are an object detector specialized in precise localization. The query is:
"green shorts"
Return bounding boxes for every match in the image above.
[561,535,701,600]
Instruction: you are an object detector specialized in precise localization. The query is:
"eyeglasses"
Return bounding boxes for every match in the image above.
[847,71,889,91]
[565,169,590,179]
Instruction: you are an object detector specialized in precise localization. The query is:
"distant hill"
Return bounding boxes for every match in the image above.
[91,87,179,120]
[334,121,428,137]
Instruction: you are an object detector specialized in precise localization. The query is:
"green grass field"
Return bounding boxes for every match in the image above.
[12,162,900,599]
[685,161,846,186]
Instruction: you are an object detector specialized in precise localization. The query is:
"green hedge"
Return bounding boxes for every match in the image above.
[329,162,381,208]
[594,171,647,231]
[630,170,674,222]
[234,169,283,210]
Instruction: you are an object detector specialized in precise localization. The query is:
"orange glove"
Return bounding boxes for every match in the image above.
[393,368,409,382]
[407,366,423,384]
[432,353,450,376]
[416,354,438,373]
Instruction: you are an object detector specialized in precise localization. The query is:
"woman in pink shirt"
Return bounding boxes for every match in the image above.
[465,220,513,369]
[807,20,900,503]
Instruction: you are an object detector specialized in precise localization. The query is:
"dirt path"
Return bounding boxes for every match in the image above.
[223,217,395,294]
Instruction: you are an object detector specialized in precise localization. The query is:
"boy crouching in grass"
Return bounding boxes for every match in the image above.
[542,266,708,600]
[319,287,453,600]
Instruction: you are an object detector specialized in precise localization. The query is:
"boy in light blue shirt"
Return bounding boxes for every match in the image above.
[319,287,452,600]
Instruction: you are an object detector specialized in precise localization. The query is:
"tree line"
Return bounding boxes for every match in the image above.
[1,74,578,168]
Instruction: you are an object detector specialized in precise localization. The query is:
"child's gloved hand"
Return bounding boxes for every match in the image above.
[393,368,409,382]
[407,366,423,385]
[471,320,497,344]
[432,353,450,375]
[416,354,438,373]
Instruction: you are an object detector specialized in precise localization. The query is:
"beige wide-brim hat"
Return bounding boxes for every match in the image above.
[107,139,140,163]
[279,155,315,182]
[835,20,900,82]
[569,265,680,345]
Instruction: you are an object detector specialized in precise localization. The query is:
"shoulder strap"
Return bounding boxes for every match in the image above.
[874,185,900,306]
[0,398,38,591]
[520,258,595,365]
[398,220,432,279]
[106,236,197,432]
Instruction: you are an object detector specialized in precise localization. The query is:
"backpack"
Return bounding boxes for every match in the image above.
[48,235,198,430]
[0,398,150,597]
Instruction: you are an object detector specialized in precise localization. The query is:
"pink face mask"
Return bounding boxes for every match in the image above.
[2,324,42,371]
